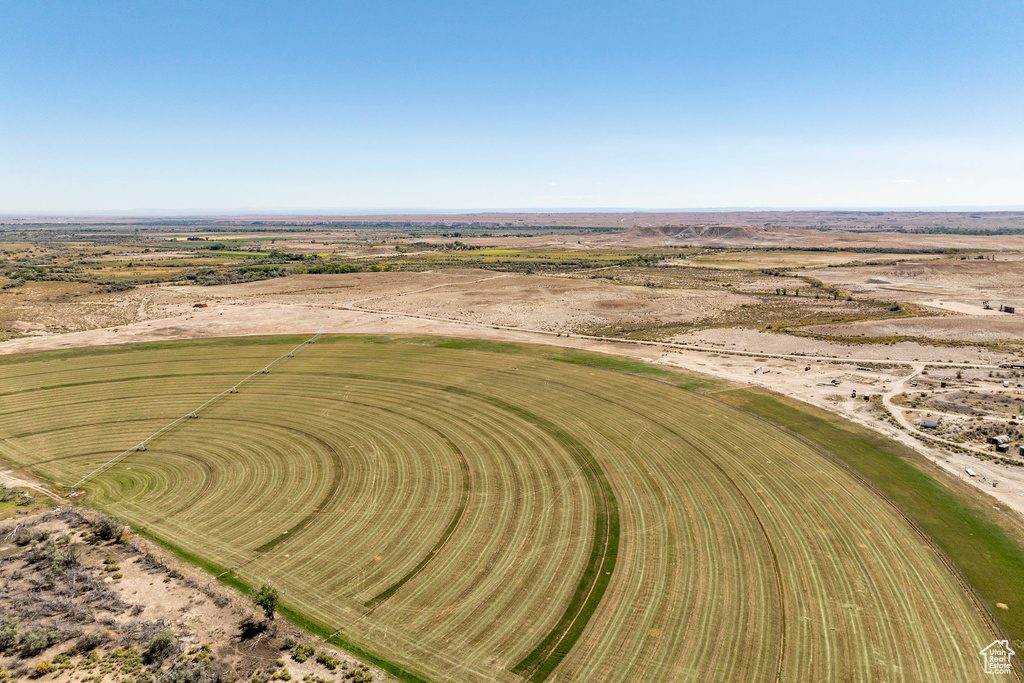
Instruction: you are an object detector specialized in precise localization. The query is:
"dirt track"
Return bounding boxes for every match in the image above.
[4,270,1023,518]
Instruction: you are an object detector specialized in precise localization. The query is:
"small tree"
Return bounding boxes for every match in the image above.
[91,513,125,542]
[254,583,279,621]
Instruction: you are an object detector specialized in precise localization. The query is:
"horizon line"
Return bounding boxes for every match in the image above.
[3,205,1024,219]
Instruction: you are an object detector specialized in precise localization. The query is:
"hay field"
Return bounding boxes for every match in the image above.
[0,338,1002,681]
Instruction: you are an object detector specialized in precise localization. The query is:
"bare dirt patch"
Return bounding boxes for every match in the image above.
[0,508,385,683]
[670,327,1017,365]
[361,273,752,334]
[803,259,1024,307]
[801,315,1024,344]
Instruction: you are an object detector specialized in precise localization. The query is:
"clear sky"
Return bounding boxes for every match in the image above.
[1,1,1022,212]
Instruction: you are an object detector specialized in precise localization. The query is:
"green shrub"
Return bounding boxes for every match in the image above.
[157,660,216,683]
[90,514,125,542]
[314,652,340,671]
[19,627,59,657]
[0,617,19,651]
[107,647,143,674]
[144,629,177,664]
[290,645,314,663]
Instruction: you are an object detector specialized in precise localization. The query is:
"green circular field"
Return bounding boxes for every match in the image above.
[0,337,1000,682]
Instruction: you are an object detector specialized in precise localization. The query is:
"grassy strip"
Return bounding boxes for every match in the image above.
[718,388,1024,649]
[551,349,723,392]
[0,371,258,398]
[316,335,725,392]
[433,338,543,355]
[254,447,345,553]
[364,438,471,609]
[127,523,250,595]
[73,351,623,683]
[0,334,311,365]
[2,333,725,394]
[123,520,431,683]
[449,390,619,683]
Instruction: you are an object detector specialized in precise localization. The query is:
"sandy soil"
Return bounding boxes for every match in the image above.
[0,509,387,682]
[671,327,1018,365]
[0,269,753,350]
[652,352,1024,516]
[920,300,1007,315]
[363,273,751,333]
[801,315,1024,343]
[802,259,1024,306]
[395,225,1024,251]
[2,270,1023,521]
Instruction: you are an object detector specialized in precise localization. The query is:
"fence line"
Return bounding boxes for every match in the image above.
[69,330,323,494]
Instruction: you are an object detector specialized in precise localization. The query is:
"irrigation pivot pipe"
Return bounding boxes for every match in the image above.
[68,330,323,494]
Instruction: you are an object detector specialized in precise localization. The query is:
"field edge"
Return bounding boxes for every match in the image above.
[718,387,1024,678]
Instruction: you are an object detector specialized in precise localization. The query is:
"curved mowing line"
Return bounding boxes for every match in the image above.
[541,380,788,682]
[642,416,786,682]
[441,388,620,683]
[356,403,472,611]
[363,436,470,610]
[274,371,620,681]
[0,371,257,399]
[252,445,344,553]
[6,417,185,441]
[63,361,618,683]
[251,398,470,567]
[717,392,1016,675]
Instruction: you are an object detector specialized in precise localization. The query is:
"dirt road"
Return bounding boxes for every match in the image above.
[3,270,1022,516]
[344,286,1001,370]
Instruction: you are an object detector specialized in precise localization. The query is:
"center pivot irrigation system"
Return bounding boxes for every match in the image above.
[68,329,323,495]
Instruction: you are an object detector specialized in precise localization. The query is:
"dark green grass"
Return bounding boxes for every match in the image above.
[719,388,1024,653]
[364,438,471,610]
[29,336,1018,678]
[0,335,312,366]
[254,448,345,553]
[459,390,618,683]
[125,517,430,683]
[1,333,725,393]
[551,349,723,392]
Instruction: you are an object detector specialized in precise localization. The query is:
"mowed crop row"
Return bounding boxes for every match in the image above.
[0,338,1000,682]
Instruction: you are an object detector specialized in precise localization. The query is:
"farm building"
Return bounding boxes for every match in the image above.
[990,435,1011,445]
[996,444,1010,453]
[920,420,939,429]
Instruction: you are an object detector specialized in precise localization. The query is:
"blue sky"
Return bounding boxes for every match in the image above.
[1,1,1022,212]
